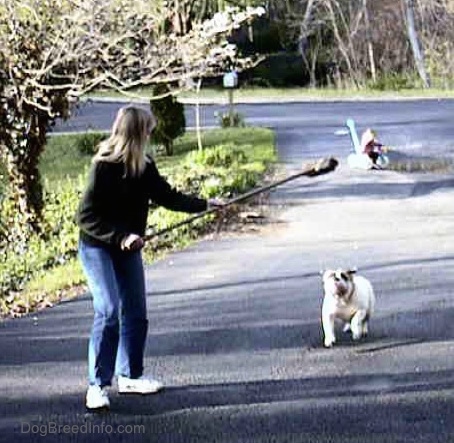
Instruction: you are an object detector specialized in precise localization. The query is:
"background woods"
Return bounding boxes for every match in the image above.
[238,0,453,89]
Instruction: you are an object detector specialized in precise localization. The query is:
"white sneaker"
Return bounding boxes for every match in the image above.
[86,385,110,410]
[117,375,164,394]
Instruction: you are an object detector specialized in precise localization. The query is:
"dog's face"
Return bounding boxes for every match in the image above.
[322,268,357,302]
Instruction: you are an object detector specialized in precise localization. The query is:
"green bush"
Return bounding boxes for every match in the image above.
[215,111,246,128]
[0,179,81,305]
[168,144,261,199]
[185,144,247,167]
[142,144,265,261]
[369,73,417,91]
[75,132,107,155]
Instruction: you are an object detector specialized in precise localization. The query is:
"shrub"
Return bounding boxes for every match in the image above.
[150,84,186,156]
[185,144,248,167]
[369,73,417,91]
[168,144,261,199]
[75,132,107,155]
[0,179,81,299]
[215,111,246,128]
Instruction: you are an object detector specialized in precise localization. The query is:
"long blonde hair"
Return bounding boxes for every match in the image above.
[93,106,155,177]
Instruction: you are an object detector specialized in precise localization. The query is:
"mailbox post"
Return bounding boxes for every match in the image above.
[223,70,238,126]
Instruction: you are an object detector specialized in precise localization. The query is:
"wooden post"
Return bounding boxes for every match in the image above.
[195,77,203,151]
[228,88,234,127]
[223,71,238,127]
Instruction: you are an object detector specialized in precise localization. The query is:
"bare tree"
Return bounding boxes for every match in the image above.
[295,0,318,86]
[403,0,431,87]
[416,0,454,88]
[264,0,448,87]
[320,0,366,87]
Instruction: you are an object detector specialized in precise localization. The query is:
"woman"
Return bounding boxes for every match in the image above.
[77,105,223,410]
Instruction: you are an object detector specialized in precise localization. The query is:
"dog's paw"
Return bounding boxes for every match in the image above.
[324,337,336,348]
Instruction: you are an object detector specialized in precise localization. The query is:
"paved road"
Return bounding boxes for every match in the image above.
[55,98,454,160]
[2,99,454,442]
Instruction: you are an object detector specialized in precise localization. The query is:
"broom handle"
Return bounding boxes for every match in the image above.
[143,157,338,241]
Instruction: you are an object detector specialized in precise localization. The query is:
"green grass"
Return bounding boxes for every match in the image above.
[156,127,274,170]
[43,127,275,184]
[87,85,454,103]
[42,134,97,183]
[23,258,85,296]
[179,86,454,101]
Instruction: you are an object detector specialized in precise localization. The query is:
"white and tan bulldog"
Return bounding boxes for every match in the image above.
[321,268,375,348]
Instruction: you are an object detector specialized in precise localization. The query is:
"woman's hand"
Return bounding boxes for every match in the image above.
[121,233,145,251]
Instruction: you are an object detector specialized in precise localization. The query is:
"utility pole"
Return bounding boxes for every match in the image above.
[404,0,431,88]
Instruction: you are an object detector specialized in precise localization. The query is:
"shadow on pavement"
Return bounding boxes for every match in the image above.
[272,173,454,202]
[2,369,454,443]
[2,253,454,365]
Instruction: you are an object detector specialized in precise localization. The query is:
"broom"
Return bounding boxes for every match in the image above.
[143,156,338,241]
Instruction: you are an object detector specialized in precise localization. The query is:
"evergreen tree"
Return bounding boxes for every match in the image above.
[150,84,186,156]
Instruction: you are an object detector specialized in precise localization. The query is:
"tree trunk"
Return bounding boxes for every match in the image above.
[297,0,316,86]
[0,113,48,261]
[363,0,377,83]
[2,110,48,238]
[164,140,174,156]
[324,0,358,87]
[404,0,431,88]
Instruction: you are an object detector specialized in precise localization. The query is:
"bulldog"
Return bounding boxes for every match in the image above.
[321,268,375,348]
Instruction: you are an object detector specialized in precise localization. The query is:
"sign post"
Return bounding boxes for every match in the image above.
[222,71,238,126]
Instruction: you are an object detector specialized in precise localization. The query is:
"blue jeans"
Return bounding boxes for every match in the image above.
[78,240,148,387]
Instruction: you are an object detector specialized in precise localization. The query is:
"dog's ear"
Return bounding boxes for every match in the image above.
[321,269,334,281]
[347,267,358,275]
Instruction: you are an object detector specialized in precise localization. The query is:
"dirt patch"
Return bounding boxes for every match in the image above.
[208,195,289,239]
[386,150,454,174]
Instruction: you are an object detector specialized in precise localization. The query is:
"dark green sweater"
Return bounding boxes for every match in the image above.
[76,159,207,248]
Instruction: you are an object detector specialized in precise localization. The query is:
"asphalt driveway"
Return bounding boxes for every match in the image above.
[2,99,454,442]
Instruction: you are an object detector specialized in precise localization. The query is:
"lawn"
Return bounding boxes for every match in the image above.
[87,85,454,103]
